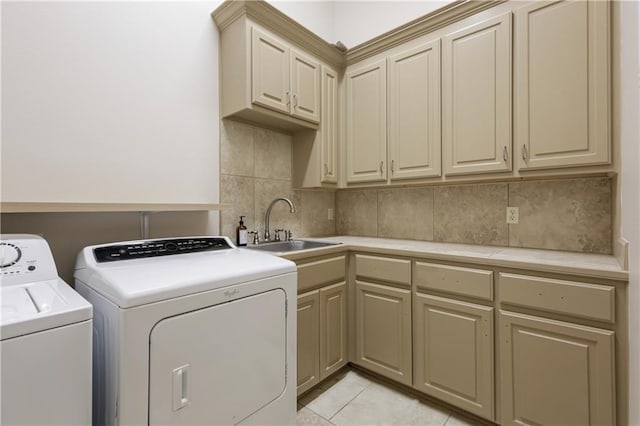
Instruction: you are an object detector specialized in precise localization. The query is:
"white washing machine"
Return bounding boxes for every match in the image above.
[74,236,297,426]
[0,234,93,426]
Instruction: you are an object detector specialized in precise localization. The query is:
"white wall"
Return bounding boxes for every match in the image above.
[618,0,640,423]
[332,1,452,48]
[268,1,335,43]
[267,0,453,49]
[1,1,223,280]
[1,1,221,204]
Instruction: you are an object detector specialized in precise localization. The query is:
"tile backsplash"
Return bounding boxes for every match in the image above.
[434,183,508,246]
[220,119,612,254]
[508,178,611,253]
[220,119,336,243]
[337,177,612,254]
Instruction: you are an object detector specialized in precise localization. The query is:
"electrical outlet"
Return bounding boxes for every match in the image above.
[328,208,334,221]
[506,207,519,224]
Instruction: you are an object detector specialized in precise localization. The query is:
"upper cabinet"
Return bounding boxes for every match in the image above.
[236,26,320,127]
[346,37,442,185]
[515,1,610,170]
[293,65,339,188]
[442,12,512,176]
[320,66,339,184]
[290,50,321,123]
[214,0,614,190]
[214,1,343,133]
[345,60,388,183]
[388,40,442,180]
[251,28,291,116]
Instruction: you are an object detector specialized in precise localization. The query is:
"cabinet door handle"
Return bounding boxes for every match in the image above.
[391,160,395,174]
[380,161,384,175]
[324,163,329,176]
[293,94,298,108]
[285,91,290,106]
[503,146,508,162]
[521,144,528,160]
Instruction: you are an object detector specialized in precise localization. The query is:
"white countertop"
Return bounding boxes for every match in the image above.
[280,236,627,282]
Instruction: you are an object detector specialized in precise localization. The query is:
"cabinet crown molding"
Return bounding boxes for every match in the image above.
[212,0,507,69]
[211,0,344,69]
[345,0,507,65]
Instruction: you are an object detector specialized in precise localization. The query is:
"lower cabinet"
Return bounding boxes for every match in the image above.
[297,290,320,395]
[355,280,412,386]
[413,293,494,420]
[319,282,348,380]
[499,310,615,426]
[297,282,348,396]
[295,252,621,425]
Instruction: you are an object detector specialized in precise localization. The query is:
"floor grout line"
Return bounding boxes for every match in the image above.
[327,380,373,423]
[299,405,335,425]
[314,408,336,425]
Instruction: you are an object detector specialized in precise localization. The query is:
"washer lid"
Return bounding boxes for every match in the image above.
[1,279,92,340]
[75,245,296,308]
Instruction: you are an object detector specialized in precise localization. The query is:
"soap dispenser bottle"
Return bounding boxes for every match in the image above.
[236,216,248,246]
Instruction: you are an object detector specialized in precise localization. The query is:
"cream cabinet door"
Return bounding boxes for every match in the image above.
[442,13,512,176]
[291,50,320,123]
[500,310,615,425]
[321,66,338,184]
[388,40,441,180]
[515,1,610,170]
[319,282,347,380]
[297,290,319,395]
[251,28,291,115]
[414,293,494,420]
[346,60,387,183]
[355,280,411,386]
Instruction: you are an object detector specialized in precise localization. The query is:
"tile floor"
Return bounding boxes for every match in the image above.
[297,369,483,426]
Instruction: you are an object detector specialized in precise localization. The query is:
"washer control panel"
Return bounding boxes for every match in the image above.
[0,235,59,285]
[93,237,233,263]
[0,242,22,268]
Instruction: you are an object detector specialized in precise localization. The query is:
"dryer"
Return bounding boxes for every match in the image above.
[1,234,92,426]
[74,236,297,426]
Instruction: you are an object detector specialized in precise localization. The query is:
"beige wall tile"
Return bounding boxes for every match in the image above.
[254,127,292,180]
[220,174,255,241]
[220,119,254,177]
[300,191,336,237]
[219,120,336,240]
[509,177,612,254]
[434,183,508,246]
[378,187,434,241]
[336,189,378,237]
[254,179,302,239]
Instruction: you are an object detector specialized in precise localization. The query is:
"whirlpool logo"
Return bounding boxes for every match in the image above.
[224,288,240,298]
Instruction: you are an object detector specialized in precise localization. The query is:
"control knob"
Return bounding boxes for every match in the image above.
[0,243,22,268]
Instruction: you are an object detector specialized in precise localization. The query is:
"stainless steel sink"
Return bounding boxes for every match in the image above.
[246,240,340,253]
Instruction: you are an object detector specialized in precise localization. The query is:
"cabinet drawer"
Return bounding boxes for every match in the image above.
[415,262,493,300]
[297,255,346,293]
[355,254,411,287]
[499,273,615,323]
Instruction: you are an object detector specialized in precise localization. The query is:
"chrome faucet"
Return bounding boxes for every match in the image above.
[264,197,296,241]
